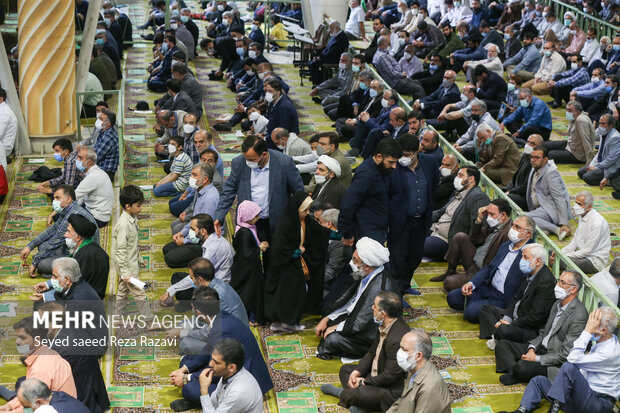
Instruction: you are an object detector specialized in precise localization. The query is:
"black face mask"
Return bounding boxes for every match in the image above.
[471,114,481,122]
[377,161,393,177]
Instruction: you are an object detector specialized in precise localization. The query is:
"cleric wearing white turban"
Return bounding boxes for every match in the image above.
[317,155,341,178]
[355,236,390,268]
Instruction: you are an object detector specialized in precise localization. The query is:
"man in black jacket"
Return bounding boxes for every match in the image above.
[432,153,460,210]
[200,37,241,80]
[479,243,557,347]
[406,55,446,99]
[362,18,385,63]
[506,134,543,210]
[473,64,508,114]
[315,237,400,360]
[321,291,410,412]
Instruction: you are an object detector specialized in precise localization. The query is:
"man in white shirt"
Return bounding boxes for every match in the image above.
[74,147,114,227]
[0,88,17,169]
[580,28,600,63]
[590,258,620,307]
[560,191,611,274]
[198,338,263,413]
[500,307,620,413]
[344,0,367,41]
[522,42,566,95]
[464,44,503,83]
[440,0,472,27]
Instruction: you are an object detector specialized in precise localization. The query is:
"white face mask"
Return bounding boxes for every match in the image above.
[339,63,347,70]
[486,215,500,227]
[507,227,523,243]
[16,343,32,355]
[314,174,326,184]
[398,156,413,167]
[396,348,414,371]
[523,145,534,155]
[571,62,578,70]
[189,176,201,189]
[460,93,468,103]
[572,203,585,217]
[246,160,259,169]
[264,92,274,103]
[95,119,103,129]
[591,76,600,83]
[183,124,195,134]
[246,69,255,76]
[381,98,389,108]
[168,144,177,154]
[453,176,465,191]
[440,167,452,177]
[554,284,569,300]
[248,50,258,59]
[248,111,260,121]
[277,144,286,150]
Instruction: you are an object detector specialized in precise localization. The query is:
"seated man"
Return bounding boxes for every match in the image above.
[494,271,589,385]
[346,89,398,157]
[560,191,611,274]
[373,36,407,88]
[385,330,451,413]
[463,44,503,84]
[570,68,607,110]
[162,78,197,114]
[479,243,556,347]
[454,99,501,161]
[502,33,542,83]
[410,20,443,58]
[435,199,512,290]
[148,34,179,92]
[522,146,572,240]
[548,55,590,108]
[500,307,620,413]
[153,109,187,158]
[406,54,446,98]
[360,107,408,159]
[583,74,620,123]
[430,84,476,135]
[424,166,490,261]
[590,257,620,306]
[16,379,89,413]
[521,41,566,96]
[428,23,464,61]
[315,237,399,360]
[20,185,99,278]
[312,156,346,208]
[37,139,84,195]
[474,123,521,186]
[578,114,620,188]
[271,128,312,157]
[73,147,114,228]
[325,68,374,121]
[544,101,595,164]
[335,79,384,141]
[309,52,354,106]
[473,64,508,114]
[153,135,193,197]
[500,88,553,146]
[321,291,410,413]
[308,20,350,86]
[93,109,119,182]
[432,154,460,210]
[166,164,220,268]
[411,70,460,120]
[505,134,543,210]
[316,209,351,297]
[447,215,535,323]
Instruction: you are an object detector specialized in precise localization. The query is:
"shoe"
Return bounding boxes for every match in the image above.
[404,287,421,296]
[613,191,620,200]
[170,399,195,412]
[312,96,322,104]
[486,338,497,351]
[498,408,529,413]
[345,148,360,157]
[269,322,282,331]
[402,300,411,308]
[320,384,343,398]
[429,273,448,282]
[316,352,333,360]
[213,123,232,131]
[546,401,561,413]
[141,33,154,40]
[550,101,561,109]
[499,373,520,386]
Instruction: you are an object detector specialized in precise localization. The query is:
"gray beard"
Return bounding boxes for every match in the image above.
[352,270,366,281]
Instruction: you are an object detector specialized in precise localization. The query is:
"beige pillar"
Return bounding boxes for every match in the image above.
[18,0,76,140]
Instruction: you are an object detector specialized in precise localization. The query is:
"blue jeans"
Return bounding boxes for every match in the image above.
[153,182,182,197]
[168,193,194,217]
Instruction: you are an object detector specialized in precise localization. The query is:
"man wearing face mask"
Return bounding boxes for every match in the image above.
[385,330,451,413]
[171,17,194,60]
[475,123,521,185]
[310,53,354,106]
[37,139,84,195]
[326,67,374,122]
[432,84,477,136]
[92,109,119,182]
[437,199,513,290]
[503,33,541,83]
[21,185,99,279]
[522,41,566,96]
[297,132,352,191]
[316,237,400,360]
[14,379,89,413]
[308,20,350,86]
[545,101,595,165]
[199,37,241,81]
[500,88,552,146]
[494,270,588,386]
[446,214,535,323]
[547,55,590,108]
[502,307,620,413]
[148,34,179,92]
[165,164,220,269]
[578,114,620,189]
[312,155,346,208]
[387,134,440,294]
[321,291,410,412]
[424,166,490,262]
[479,243,556,350]
[154,109,188,157]
[346,89,397,157]
[559,191,611,274]
[263,79,299,146]
[505,134,543,209]
[317,209,351,298]
[569,68,607,109]
[412,70,460,119]
[372,37,407,88]
[454,100,501,161]
[339,139,402,246]
[71,148,113,228]
[360,107,408,159]
[432,154,460,209]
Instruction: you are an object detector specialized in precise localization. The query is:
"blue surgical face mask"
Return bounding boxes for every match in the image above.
[50,278,64,293]
[519,258,533,274]
[161,42,169,52]
[605,85,613,92]
[188,229,200,244]
[53,153,63,162]
[360,82,368,90]
[504,33,511,40]
[614,44,620,52]
[373,311,384,325]
[481,31,488,37]
[95,38,105,46]
[181,15,189,23]
[75,160,86,171]
[236,47,244,56]
[520,99,529,108]
[369,88,378,98]
[190,279,197,288]
[52,199,64,213]
[429,64,438,71]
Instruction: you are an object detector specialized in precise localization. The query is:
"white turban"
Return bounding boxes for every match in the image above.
[564,11,576,20]
[317,155,341,177]
[356,237,390,267]
[35,406,59,413]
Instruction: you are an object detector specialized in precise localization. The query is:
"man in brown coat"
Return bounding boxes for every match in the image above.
[321,291,410,412]
[387,330,451,413]
[475,124,521,186]
[432,198,512,291]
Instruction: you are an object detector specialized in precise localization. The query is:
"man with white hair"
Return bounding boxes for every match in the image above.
[73,147,114,228]
[479,243,557,348]
[17,379,89,413]
[474,123,521,186]
[463,44,503,82]
[312,155,346,208]
[315,237,400,360]
[454,99,501,161]
[309,53,355,106]
[500,307,620,413]
[559,191,611,274]
[385,330,451,413]
[316,209,350,297]
[309,20,350,86]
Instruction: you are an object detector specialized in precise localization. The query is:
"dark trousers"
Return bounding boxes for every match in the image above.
[168,193,193,217]
[309,58,326,85]
[446,287,504,323]
[349,121,370,151]
[520,362,615,413]
[361,128,387,159]
[508,193,528,210]
[394,78,426,100]
[550,85,572,105]
[578,165,604,186]
[388,216,426,292]
[560,256,599,274]
[317,316,371,359]
[147,76,168,92]
[335,117,357,141]
[94,217,109,228]
[513,125,551,147]
[256,218,271,271]
[171,271,193,301]
[494,340,548,381]
[478,304,539,342]
[163,241,202,268]
[461,146,477,162]
[544,140,582,164]
[443,232,478,291]
[422,235,448,261]
[105,171,116,183]
[338,364,399,412]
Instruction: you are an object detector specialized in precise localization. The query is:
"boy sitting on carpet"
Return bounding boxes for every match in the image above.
[153,135,193,197]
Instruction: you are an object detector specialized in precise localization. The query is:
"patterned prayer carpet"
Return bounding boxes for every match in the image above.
[0,3,619,413]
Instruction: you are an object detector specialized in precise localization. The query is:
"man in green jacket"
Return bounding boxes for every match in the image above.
[429,23,464,59]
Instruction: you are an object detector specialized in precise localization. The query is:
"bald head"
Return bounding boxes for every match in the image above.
[526,134,544,148]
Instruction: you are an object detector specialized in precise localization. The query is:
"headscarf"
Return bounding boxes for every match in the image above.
[235,200,262,244]
[356,237,390,267]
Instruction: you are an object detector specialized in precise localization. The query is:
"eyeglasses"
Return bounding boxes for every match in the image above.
[557,279,576,288]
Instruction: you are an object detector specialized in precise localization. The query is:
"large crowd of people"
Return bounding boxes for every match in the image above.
[1,0,620,412]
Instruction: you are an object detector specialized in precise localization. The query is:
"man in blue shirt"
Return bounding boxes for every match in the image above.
[501,88,552,147]
[503,33,541,83]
